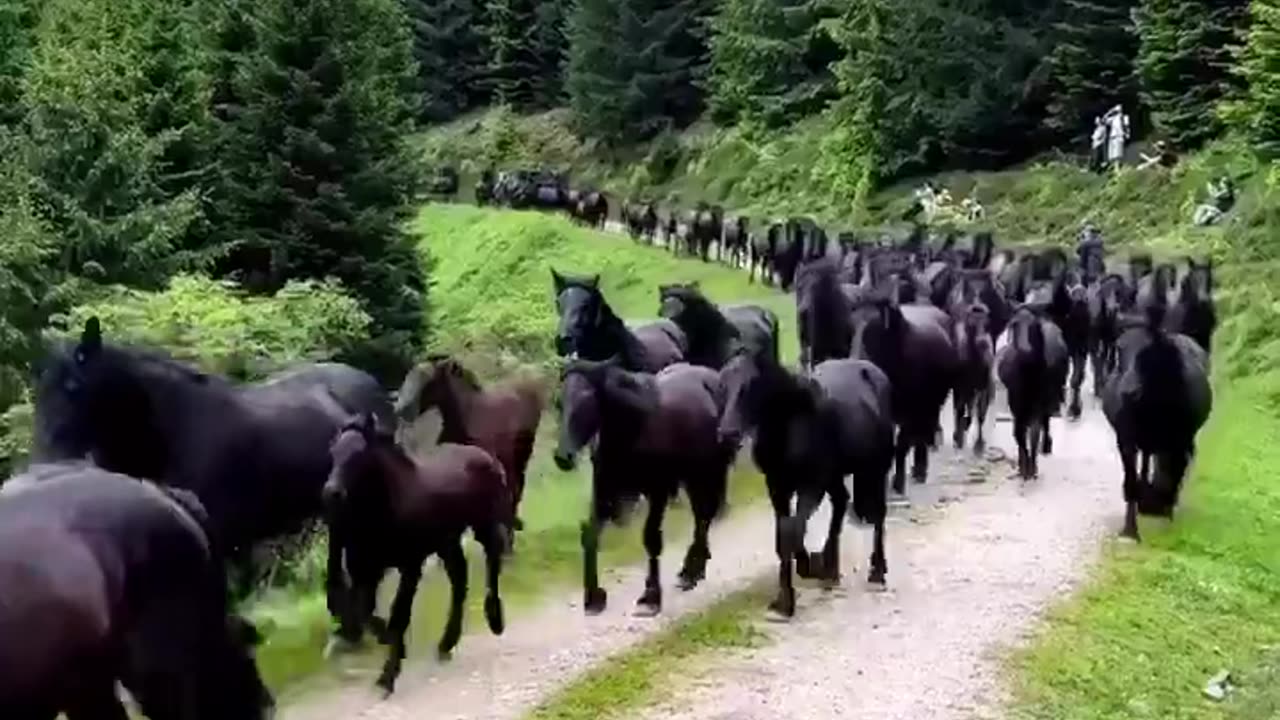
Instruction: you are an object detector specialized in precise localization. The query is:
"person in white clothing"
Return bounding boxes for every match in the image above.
[1090,116,1107,173]
[1105,104,1129,169]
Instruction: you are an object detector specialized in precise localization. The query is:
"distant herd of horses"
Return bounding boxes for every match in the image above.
[1,170,1217,719]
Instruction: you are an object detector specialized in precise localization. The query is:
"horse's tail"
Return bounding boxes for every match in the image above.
[486,455,517,554]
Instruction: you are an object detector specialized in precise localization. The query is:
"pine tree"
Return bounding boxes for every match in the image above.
[1227,0,1280,157]
[403,0,487,120]
[18,0,207,287]
[0,0,38,128]
[528,0,568,108]
[1043,0,1141,145]
[1136,0,1247,150]
[708,0,835,129]
[819,0,891,208]
[567,0,713,142]
[485,0,538,106]
[209,0,426,379]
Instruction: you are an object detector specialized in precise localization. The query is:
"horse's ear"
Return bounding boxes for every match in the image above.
[689,280,701,290]
[551,268,566,293]
[77,317,102,363]
[229,615,264,647]
[587,274,600,289]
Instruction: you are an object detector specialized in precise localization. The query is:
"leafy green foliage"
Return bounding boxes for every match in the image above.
[1135,0,1248,150]
[53,274,372,381]
[0,0,38,128]
[403,0,488,120]
[567,0,713,142]
[1043,0,1141,144]
[707,0,836,130]
[1225,0,1280,158]
[207,0,427,381]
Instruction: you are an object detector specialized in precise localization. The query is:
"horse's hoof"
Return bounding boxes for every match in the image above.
[634,600,661,617]
[436,645,454,662]
[766,598,795,621]
[887,492,911,509]
[820,571,842,590]
[676,574,698,591]
[484,595,505,635]
[866,570,887,590]
[323,634,359,659]
[584,587,608,615]
[375,673,397,697]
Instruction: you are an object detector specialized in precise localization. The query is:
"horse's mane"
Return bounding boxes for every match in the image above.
[429,356,483,392]
[340,416,417,474]
[86,341,218,389]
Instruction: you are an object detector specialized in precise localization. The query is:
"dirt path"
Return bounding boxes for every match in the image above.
[638,403,1119,720]
[281,391,1119,720]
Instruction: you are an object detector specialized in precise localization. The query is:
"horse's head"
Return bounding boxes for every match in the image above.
[32,317,168,473]
[1008,304,1047,356]
[323,412,395,513]
[716,352,763,446]
[657,282,701,323]
[552,269,603,357]
[850,290,903,371]
[1182,257,1213,303]
[552,357,613,471]
[392,355,475,422]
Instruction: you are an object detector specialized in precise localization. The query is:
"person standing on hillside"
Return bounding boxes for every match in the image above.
[1104,104,1130,170]
[1077,221,1105,266]
[1090,116,1108,173]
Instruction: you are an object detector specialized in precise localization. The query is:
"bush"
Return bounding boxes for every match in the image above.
[49,274,372,381]
[0,274,372,477]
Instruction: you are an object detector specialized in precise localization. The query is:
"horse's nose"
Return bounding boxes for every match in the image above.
[321,479,346,510]
[718,425,743,448]
[553,449,576,471]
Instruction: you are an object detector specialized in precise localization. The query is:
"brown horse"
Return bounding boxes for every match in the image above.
[393,356,545,531]
[322,414,512,696]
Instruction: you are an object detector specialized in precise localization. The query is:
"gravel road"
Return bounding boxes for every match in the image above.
[281,382,1120,720]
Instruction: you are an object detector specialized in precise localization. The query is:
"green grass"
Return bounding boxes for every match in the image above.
[254,203,794,700]
[1007,375,1280,720]
[528,583,771,720]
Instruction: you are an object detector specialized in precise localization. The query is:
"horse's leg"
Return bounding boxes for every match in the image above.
[324,524,352,637]
[678,470,723,591]
[1090,343,1106,397]
[790,486,824,579]
[818,478,849,586]
[911,427,930,484]
[1013,415,1029,479]
[952,390,968,449]
[766,484,797,618]
[636,492,670,615]
[892,425,910,495]
[974,385,991,456]
[580,512,607,614]
[1068,352,1085,419]
[1028,417,1043,478]
[479,527,506,635]
[1042,403,1055,455]
[434,542,466,662]
[374,557,425,696]
[1119,440,1141,540]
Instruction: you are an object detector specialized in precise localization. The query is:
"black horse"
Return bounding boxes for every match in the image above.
[657,283,780,368]
[31,318,382,614]
[717,354,894,617]
[1102,318,1212,540]
[0,465,272,719]
[688,203,724,262]
[850,290,958,493]
[553,359,733,616]
[951,302,995,454]
[794,257,853,369]
[262,360,396,431]
[997,305,1069,479]
[748,223,777,285]
[1087,273,1128,396]
[722,215,750,268]
[551,270,687,372]
[322,415,512,695]
[622,200,659,244]
[947,268,1011,343]
[1165,257,1216,355]
[573,190,610,229]
[769,217,828,291]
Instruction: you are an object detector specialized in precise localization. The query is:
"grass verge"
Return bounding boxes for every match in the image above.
[256,204,792,699]
[1007,374,1280,720]
[528,583,772,720]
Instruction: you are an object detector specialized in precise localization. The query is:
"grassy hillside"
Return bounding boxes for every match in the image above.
[259,204,793,700]
[423,109,1280,718]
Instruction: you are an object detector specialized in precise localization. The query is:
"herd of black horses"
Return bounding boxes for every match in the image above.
[0,172,1217,719]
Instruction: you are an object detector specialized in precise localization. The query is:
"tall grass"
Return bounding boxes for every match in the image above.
[250,204,795,699]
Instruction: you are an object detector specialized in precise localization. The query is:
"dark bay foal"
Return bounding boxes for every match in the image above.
[951,303,995,454]
[553,359,733,616]
[322,414,513,696]
[394,355,545,531]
